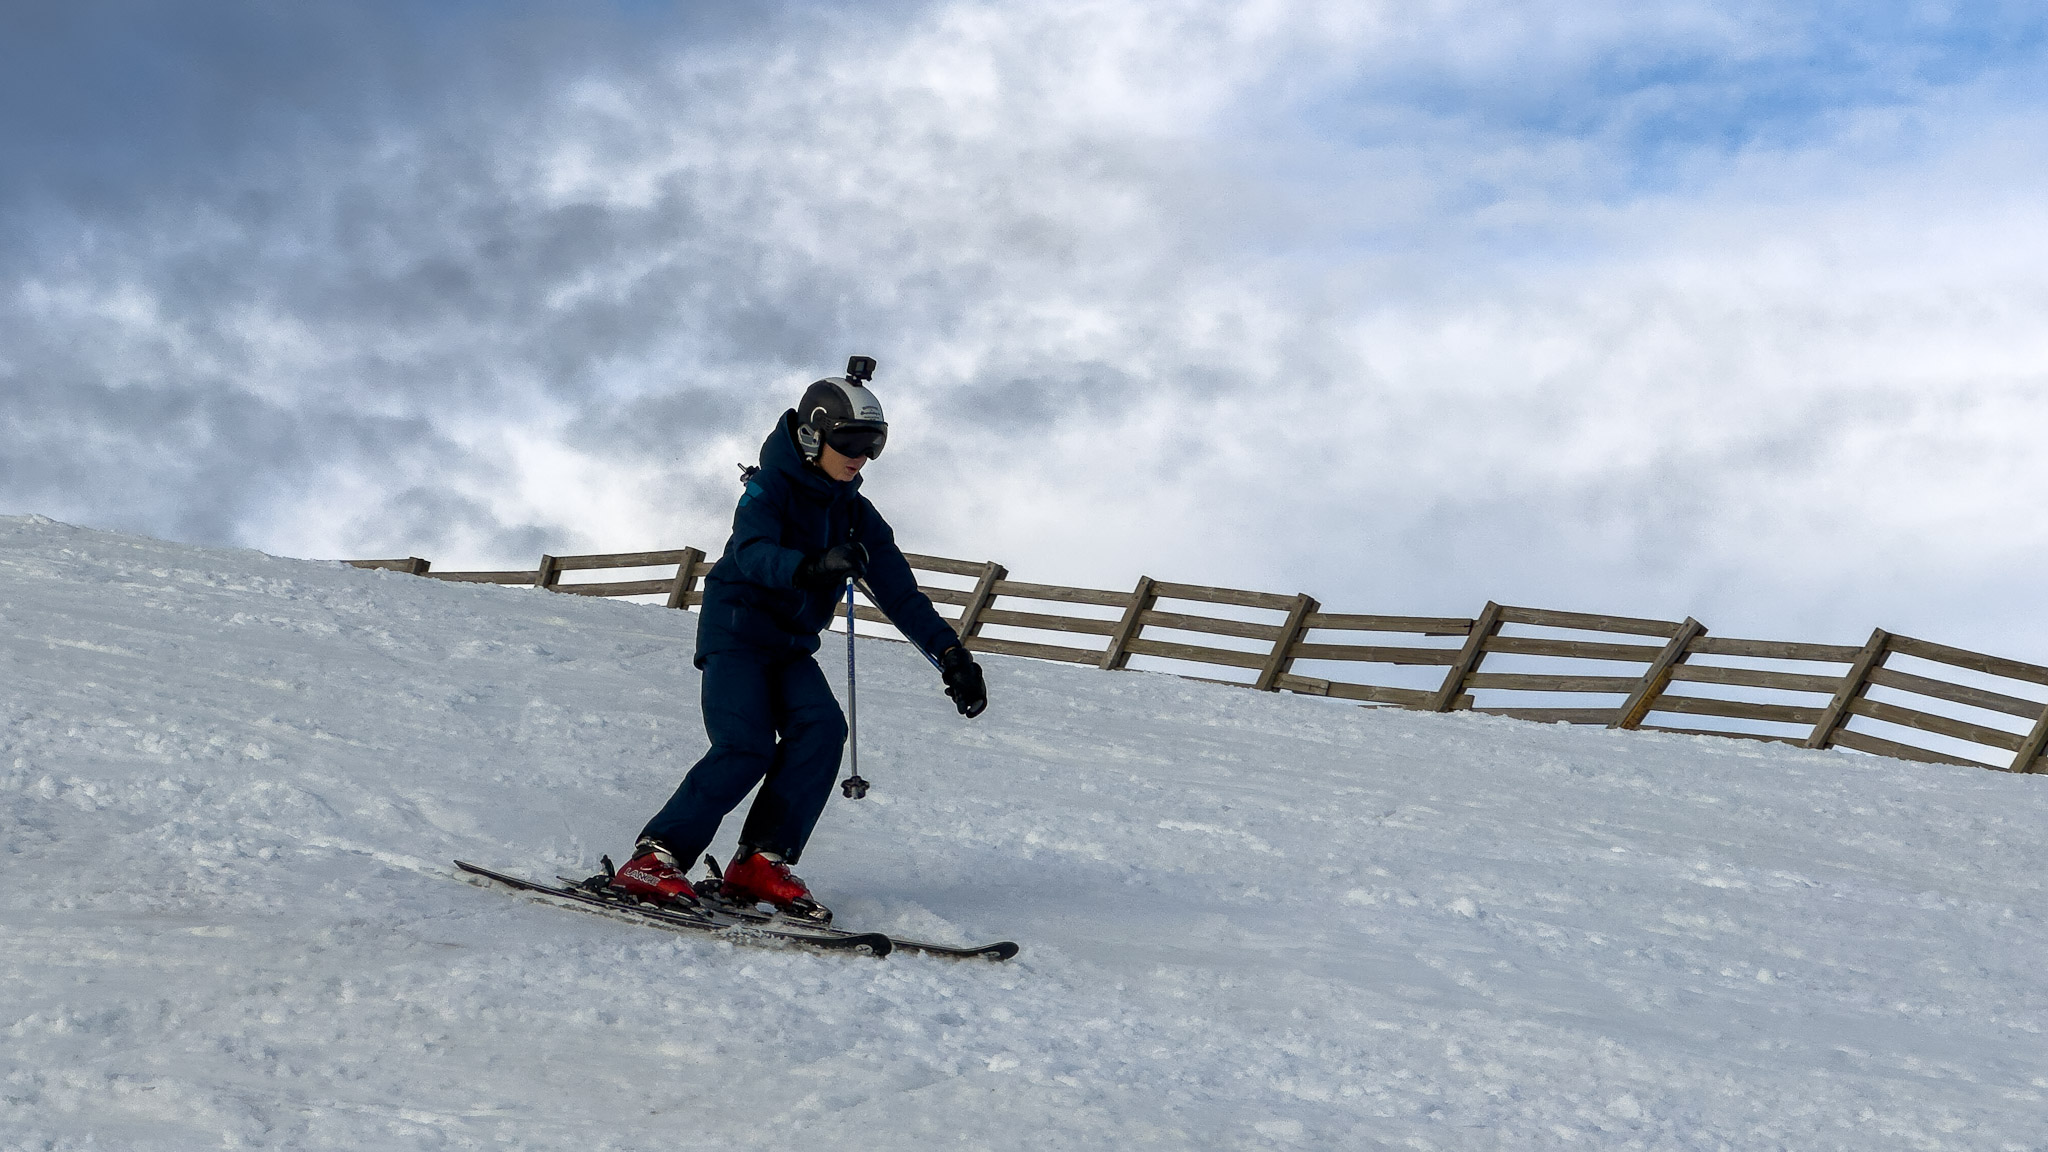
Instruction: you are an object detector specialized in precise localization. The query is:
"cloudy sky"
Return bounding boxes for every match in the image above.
[7,0,2047,654]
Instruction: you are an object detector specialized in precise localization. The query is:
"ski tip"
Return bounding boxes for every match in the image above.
[828,931,892,957]
[883,937,1021,961]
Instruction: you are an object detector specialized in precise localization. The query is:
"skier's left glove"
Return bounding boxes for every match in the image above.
[794,542,869,591]
[938,646,987,718]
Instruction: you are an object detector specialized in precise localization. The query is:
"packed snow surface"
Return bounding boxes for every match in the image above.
[3,515,2045,1150]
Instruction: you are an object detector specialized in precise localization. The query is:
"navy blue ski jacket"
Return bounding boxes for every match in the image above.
[693,411,961,668]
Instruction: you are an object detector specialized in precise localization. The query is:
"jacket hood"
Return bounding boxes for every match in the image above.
[760,409,861,497]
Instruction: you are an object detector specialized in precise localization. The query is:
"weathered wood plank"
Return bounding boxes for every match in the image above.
[966,636,1103,665]
[429,570,541,585]
[1687,637,1865,662]
[1137,608,1284,642]
[1497,605,1684,638]
[1274,675,1435,708]
[1805,628,1890,750]
[1844,697,2025,752]
[1885,634,2048,688]
[1863,665,2048,720]
[1471,707,1621,724]
[551,550,696,570]
[1274,672,1330,695]
[536,555,562,590]
[1665,664,1844,694]
[918,587,973,607]
[1463,673,1641,694]
[989,580,1133,608]
[977,608,1119,637]
[899,552,988,578]
[1123,636,1269,671]
[1827,727,1993,770]
[1180,674,1260,689]
[1482,636,1665,663]
[1255,593,1320,692]
[1637,725,1805,746]
[348,557,432,575]
[1328,683,1436,707]
[1147,580,1299,612]
[1429,601,1504,712]
[1100,577,1157,671]
[1289,642,1461,666]
[1613,617,1707,730]
[553,578,678,598]
[1302,613,1473,636]
[1647,695,1824,726]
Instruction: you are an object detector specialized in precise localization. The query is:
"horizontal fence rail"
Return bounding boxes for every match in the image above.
[347,548,2048,776]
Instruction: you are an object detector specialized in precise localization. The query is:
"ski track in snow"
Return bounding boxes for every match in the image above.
[2,514,2044,1150]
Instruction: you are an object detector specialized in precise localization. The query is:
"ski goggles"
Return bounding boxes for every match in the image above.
[825,423,888,460]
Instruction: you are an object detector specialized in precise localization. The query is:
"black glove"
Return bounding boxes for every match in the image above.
[939,646,987,718]
[794,542,868,591]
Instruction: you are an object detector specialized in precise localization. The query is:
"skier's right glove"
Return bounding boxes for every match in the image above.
[794,542,868,591]
[939,646,987,718]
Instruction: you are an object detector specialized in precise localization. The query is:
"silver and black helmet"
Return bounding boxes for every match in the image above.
[795,358,888,461]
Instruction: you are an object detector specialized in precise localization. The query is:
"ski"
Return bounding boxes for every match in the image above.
[885,935,1020,961]
[712,900,1019,960]
[694,874,1019,961]
[453,860,892,956]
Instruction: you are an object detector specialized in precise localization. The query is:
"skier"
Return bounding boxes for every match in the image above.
[609,358,988,920]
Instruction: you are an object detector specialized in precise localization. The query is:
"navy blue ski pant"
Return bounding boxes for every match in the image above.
[640,650,847,867]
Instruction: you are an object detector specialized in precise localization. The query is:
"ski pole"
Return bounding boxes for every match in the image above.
[854,577,945,673]
[841,578,869,799]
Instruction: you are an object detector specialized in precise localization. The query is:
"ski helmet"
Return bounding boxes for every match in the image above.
[795,360,888,461]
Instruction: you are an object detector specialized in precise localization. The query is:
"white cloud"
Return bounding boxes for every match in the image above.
[7,0,2048,654]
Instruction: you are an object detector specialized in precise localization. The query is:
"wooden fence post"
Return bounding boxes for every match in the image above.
[1254,593,1320,692]
[1100,576,1158,671]
[2010,702,2048,773]
[1611,617,1707,730]
[664,547,707,610]
[1805,627,1891,749]
[536,554,562,591]
[1428,601,1503,712]
[955,561,1009,642]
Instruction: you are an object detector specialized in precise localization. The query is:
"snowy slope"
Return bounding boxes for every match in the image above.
[3,514,2045,1151]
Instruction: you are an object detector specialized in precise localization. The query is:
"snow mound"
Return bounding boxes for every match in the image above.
[3,514,2044,1150]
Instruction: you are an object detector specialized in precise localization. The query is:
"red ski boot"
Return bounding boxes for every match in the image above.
[719,851,831,923]
[607,841,701,910]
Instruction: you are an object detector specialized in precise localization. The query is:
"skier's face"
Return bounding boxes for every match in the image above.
[818,442,866,482]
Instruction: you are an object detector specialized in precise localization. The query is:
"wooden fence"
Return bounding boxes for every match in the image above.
[348,549,2048,775]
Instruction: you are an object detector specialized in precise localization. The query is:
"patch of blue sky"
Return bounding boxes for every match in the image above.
[1290,3,2048,190]
[1226,2,2048,270]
